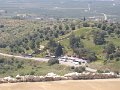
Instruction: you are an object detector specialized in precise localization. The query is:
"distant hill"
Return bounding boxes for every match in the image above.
[0,0,118,3]
[0,0,120,19]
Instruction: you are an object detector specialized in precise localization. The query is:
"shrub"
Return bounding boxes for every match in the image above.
[86,53,97,62]
[97,70,104,73]
[30,71,35,75]
[116,58,120,61]
[109,54,114,60]
[0,58,4,63]
[48,58,59,66]
[80,34,85,39]
[74,66,85,73]
[0,25,4,28]
[71,66,75,70]
[104,70,110,73]
[17,63,23,69]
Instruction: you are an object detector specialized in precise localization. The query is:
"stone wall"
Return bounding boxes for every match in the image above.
[0,72,120,84]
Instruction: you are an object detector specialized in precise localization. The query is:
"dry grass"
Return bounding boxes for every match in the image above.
[0,79,120,90]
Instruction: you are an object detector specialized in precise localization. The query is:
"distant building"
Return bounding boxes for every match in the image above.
[17,14,27,17]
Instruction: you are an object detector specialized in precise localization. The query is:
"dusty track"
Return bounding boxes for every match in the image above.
[0,79,120,90]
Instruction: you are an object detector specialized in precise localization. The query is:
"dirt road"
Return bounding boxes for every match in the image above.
[0,79,120,90]
[0,53,49,62]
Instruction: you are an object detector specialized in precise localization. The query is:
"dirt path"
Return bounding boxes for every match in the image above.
[0,53,49,62]
[0,79,120,90]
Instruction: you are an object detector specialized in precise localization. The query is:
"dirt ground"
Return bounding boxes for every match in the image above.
[0,79,120,90]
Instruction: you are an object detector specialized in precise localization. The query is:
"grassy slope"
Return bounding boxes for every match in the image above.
[59,27,104,56]
[56,27,120,71]
[89,61,120,72]
[0,59,72,78]
[58,27,120,58]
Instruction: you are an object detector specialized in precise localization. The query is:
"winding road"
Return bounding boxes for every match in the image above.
[0,53,49,62]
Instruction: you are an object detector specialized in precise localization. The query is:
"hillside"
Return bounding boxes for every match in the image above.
[0,56,72,78]
[56,26,120,72]
[0,18,120,72]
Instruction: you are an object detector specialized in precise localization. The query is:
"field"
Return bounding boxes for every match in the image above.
[0,79,120,90]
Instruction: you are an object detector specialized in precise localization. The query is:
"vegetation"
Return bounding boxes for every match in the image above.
[55,44,63,57]
[0,19,81,55]
[0,18,120,73]
[48,58,59,66]
[74,66,85,73]
[89,61,120,72]
[0,56,72,78]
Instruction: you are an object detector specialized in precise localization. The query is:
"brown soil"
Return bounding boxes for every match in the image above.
[0,79,120,90]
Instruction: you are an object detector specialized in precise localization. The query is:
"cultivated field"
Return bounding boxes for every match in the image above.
[0,79,120,90]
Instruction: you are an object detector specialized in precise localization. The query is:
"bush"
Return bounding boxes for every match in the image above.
[17,63,23,69]
[0,25,4,28]
[80,34,85,39]
[116,58,120,61]
[109,54,114,60]
[71,66,75,70]
[48,58,59,66]
[104,70,110,73]
[30,71,35,75]
[97,70,104,73]
[86,53,97,62]
[0,58,4,63]
[83,22,89,27]
[114,51,120,57]
[74,66,85,73]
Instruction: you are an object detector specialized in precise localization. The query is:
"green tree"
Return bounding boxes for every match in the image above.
[65,24,69,30]
[69,34,84,49]
[29,40,36,49]
[70,23,76,30]
[101,24,107,30]
[0,25,4,28]
[83,22,89,27]
[114,28,120,35]
[47,39,58,53]
[47,39,57,48]
[104,43,116,54]
[55,44,63,57]
[86,53,97,62]
[93,31,106,45]
[53,25,57,30]
[83,16,86,21]
[59,25,62,30]
[97,23,102,28]
[114,50,120,57]
[35,38,41,48]
[54,32,58,38]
